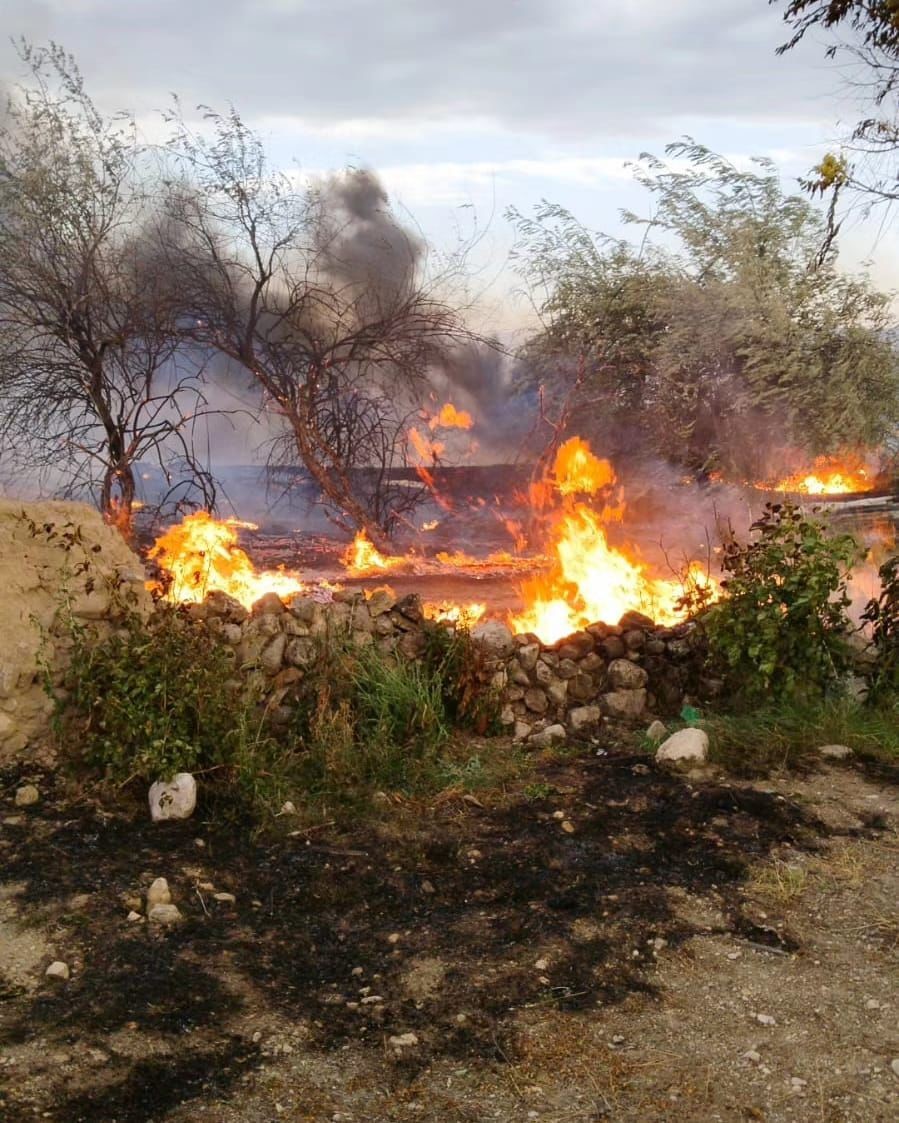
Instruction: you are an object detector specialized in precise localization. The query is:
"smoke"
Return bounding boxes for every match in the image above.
[312,168,425,306]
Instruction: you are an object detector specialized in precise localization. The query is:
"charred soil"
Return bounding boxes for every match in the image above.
[0,747,896,1121]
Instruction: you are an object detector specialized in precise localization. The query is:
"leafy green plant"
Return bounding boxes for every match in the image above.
[62,604,256,782]
[705,503,858,701]
[420,621,501,733]
[862,555,899,702]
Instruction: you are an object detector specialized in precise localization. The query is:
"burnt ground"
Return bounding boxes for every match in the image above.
[0,747,897,1122]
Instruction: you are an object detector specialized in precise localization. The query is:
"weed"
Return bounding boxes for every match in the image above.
[748,859,809,905]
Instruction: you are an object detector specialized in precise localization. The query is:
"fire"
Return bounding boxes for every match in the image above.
[428,402,473,431]
[509,439,717,643]
[769,455,871,495]
[342,531,406,576]
[148,511,305,607]
[423,601,487,626]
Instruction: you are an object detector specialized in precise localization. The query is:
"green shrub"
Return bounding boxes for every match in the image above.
[62,605,257,783]
[862,555,899,703]
[705,503,858,701]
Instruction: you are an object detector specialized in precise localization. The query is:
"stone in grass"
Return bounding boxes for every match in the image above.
[645,719,668,744]
[818,744,853,761]
[568,705,601,733]
[527,724,567,749]
[45,961,70,981]
[14,784,40,807]
[149,773,197,821]
[656,728,709,764]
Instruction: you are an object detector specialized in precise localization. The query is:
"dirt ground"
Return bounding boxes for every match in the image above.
[0,746,896,1122]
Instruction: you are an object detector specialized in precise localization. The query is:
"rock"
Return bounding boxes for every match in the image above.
[499,704,515,726]
[286,594,318,624]
[472,620,515,658]
[555,659,579,680]
[568,705,601,732]
[567,672,597,702]
[527,724,567,749]
[819,743,853,760]
[14,783,39,807]
[555,631,595,658]
[284,637,317,668]
[148,903,182,926]
[517,643,540,671]
[149,773,197,822]
[656,728,709,764]
[45,961,70,980]
[650,727,709,763]
[623,629,645,651]
[619,610,656,630]
[602,689,647,720]
[213,892,236,905]
[600,636,626,660]
[743,1050,762,1064]
[366,588,396,617]
[251,592,286,616]
[388,1032,419,1049]
[608,659,649,690]
[260,633,288,674]
[579,652,606,675]
[534,659,554,686]
[546,679,568,708]
[397,630,427,660]
[146,878,172,909]
[524,688,548,715]
[127,910,142,922]
[513,721,533,742]
[891,1058,899,1079]
[754,1013,776,1026]
[508,660,531,687]
[645,719,668,743]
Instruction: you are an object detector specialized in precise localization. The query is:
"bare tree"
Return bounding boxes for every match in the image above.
[161,105,473,548]
[0,44,218,535]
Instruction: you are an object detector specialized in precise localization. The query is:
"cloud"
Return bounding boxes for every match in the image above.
[1,0,839,138]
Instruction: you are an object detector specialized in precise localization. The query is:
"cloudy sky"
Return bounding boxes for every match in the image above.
[2,0,894,329]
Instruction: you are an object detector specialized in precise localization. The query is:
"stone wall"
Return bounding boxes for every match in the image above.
[190,590,708,744]
[0,501,150,763]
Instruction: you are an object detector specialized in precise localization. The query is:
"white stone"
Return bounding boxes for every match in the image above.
[471,620,515,658]
[146,877,172,909]
[45,961,70,980]
[645,719,668,743]
[512,721,533,742]
[213,892,236,905]
[602,689,647,720]
[754,1013,776,1026]
[656,728,709,764]
[607,659,649,691]
[568,705,601,732]
[149,773,197,821]
[527,724,567,749]
[819,744,853,760]
[14,784,39,807]
[890,1058,899,1079]
[388,1032,419,1048]
[126,910,142,922]
[148,903,182,926]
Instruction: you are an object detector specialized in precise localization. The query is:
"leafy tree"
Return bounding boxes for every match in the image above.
[0,44,217,533]
[772,1,899,206]
[510,141,899,478]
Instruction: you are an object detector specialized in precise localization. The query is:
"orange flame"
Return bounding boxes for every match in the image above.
[428,402,473,431]
[769,455,871,495]
[342,531,406,576]
[423,601,487,626]
[148,511,305,608]
[509,438,717,643]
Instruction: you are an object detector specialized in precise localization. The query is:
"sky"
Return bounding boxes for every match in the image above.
[2,0,897,335]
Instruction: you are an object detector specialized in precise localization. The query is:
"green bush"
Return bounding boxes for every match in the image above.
[862,555,899,703]
[705,503,858,701]
[62,604,257,783]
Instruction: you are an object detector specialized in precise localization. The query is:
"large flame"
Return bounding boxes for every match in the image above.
[148,511,306,607]
[509,439,716,643]
[769,455,871,495]
[428,402,473,431]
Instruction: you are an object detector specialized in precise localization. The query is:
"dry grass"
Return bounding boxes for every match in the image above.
[746,858,809,906]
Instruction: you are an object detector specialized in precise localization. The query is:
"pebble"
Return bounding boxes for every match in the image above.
[421,880,435,895]
[561,820,575,834]
[818,744,853,760]
[126,910,142,922]
[146,878,172,909]
[14,784,40,808]
[388,1032,419,1049]
[534,958,549,971]
[754,1013,776,1026]
[45,961,70,981]
[213,892,236,905]
[387,932,401,944]
[148,903,182,926]
[742,1050,762,1064]
[891,1059,899,1079]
